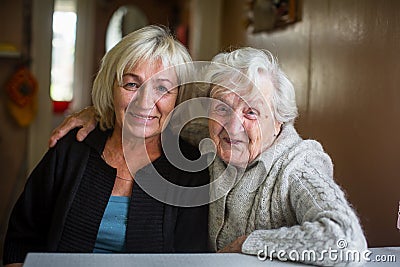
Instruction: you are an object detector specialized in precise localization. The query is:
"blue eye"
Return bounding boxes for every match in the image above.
[123,82,139,91]
[214,104,230,116]
[157,85,168,93]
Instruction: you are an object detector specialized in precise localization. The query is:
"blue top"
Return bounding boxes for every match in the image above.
[93,196,130,253]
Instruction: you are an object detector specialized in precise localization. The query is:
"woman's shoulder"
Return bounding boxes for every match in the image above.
[154,136,210,187]
[160,129,204,160]
[52,126,108,155]
[282,138,334,178]
[275,124,331,165]
[290,139,325,155]
[50,127,83,154]
[55,127,80,145]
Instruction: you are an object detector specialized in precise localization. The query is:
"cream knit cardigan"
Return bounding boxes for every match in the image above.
[208,124,367,266]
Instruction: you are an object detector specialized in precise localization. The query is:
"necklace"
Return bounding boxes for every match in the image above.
[115,175,134,182]
[101,152,134,182]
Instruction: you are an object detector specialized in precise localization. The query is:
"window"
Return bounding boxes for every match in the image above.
[50,0,77,112]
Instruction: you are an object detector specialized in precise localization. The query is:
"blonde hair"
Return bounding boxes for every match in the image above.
[92,25,193,130]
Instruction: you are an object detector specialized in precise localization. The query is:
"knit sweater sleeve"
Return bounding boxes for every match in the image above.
[242,140,368,266]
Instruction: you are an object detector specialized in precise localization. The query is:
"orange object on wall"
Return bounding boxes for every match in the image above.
[5,66,38,127]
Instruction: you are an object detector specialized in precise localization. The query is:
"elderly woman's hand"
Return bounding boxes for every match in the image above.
[217,235,248,253]
[48,106,98,147]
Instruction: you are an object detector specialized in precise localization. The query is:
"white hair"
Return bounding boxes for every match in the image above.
[205,47,298,124]
[92,25,192,130]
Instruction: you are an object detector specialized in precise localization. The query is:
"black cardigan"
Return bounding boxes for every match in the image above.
[3,127,210,265]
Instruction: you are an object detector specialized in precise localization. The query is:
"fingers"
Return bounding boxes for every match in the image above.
[48,135,58,148]
[76,120,96,142]
[216,235,248,253]
[48,116,84,147]
[48,106,98,147]
[76,107,98,141]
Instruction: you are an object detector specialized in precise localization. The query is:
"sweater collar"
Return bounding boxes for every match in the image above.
[210,123,302,196]
[256,123,302,175]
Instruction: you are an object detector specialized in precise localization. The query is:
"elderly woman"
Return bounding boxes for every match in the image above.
[3,25,209,267]
[204,47,367,265]
[48,47,367,265]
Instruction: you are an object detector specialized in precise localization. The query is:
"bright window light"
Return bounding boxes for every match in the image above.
[50,0,77,102]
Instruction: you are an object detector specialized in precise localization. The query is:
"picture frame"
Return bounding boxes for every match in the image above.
[247,0,301,33]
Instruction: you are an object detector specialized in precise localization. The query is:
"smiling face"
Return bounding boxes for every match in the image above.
[208,76,282,167]
[113,60,178,141]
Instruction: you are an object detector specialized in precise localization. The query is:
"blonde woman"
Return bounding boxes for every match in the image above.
[3,25,209,267]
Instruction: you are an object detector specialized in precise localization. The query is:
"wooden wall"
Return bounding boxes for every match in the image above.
[245,0,400,246]
[0,0,28,261]
[1,1,399,262]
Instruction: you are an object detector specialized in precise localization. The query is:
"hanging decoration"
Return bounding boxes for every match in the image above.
[4,0,38,127]
[6,66,38,127]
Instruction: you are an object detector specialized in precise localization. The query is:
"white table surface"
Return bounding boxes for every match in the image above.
[22,247,399,267]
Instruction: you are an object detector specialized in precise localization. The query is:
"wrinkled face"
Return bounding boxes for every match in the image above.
[113,60,178,140]
[208,77,281,167]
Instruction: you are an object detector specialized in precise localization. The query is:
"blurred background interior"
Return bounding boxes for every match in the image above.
[1,0,399,262]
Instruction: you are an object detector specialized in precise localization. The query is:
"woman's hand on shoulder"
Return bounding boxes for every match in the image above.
[48,106,98,147]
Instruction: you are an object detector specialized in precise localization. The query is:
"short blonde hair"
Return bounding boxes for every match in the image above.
[92,25,193,130]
